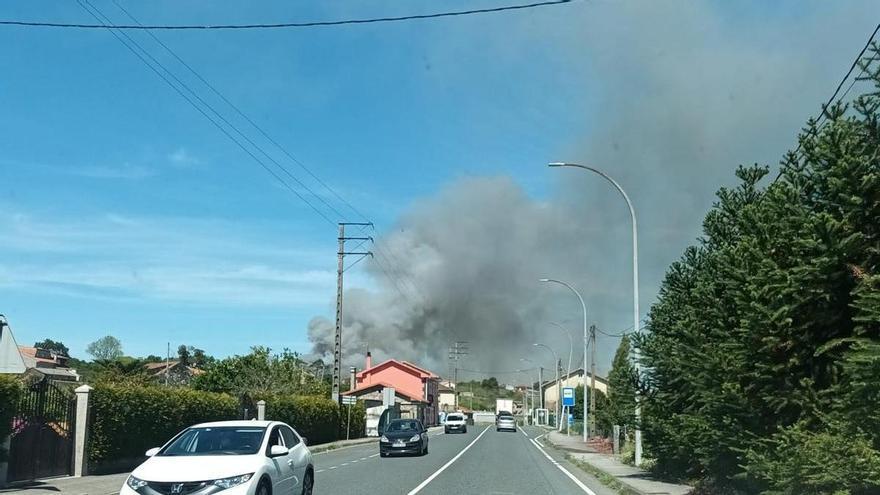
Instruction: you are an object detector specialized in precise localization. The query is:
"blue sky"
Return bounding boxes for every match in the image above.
[1,0,878,367]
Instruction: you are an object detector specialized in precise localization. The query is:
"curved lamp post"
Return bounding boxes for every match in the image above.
[534,343,560,430]
[548,322,573,433]
[548,161,642,465]
[540,278,589,442]
[520,358,539,424]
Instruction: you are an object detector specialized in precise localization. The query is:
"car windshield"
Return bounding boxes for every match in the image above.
[499,415,514,420]
[386,420,420,432]
[447,415,463,421]
[158,427,266,456]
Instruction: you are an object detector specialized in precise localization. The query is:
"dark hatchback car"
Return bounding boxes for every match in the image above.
[379,419,429,457]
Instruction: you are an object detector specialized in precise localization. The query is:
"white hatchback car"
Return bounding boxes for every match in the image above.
[121,421,314,495]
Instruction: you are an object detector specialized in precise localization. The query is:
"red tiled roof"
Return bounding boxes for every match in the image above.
[18,346,60,365]
[355,359,439,380]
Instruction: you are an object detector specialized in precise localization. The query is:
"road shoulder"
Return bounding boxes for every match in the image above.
[543,431,692,495]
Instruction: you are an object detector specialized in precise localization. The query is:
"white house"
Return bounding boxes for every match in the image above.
[541,368,608,413]
[0,317,26,374]
[0,317,79,381]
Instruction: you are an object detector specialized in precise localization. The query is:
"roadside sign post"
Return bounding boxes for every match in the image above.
[342,395,357,440]
[561,387,575,436]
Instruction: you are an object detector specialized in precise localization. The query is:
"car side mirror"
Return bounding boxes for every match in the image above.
[301,437,308,446]
[145,447,161,457]
[269,445,289,457]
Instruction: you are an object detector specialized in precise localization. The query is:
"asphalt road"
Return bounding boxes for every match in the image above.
[312,425,616,495]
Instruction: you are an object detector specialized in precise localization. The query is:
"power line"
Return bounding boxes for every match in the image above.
[77,0,340,225]
[773,24,880,183]
[3,1,574,30]
[106,0,353,223]
[109,0,368,224]
[342,253,370,273]
[103,1,430,308]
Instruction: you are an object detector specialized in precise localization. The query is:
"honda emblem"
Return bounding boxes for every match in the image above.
[170,484,184,494]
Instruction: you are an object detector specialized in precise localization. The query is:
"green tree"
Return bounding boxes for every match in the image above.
[33,338,69,356]
[598,335,636,434]
[192,347,326,396]
[638,47,880,492]
[86,335,123,361]
[177,345,190,367]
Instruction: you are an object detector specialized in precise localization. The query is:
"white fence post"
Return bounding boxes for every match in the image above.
[256,400,266,421]
[73,385,93,477]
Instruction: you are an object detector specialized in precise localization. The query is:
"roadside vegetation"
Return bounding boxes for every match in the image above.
[637,47,880,493]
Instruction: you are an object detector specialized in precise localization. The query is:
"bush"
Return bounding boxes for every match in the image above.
[262,395,340,445]
[745,421,880,495]
[88,384,238,473]
[339,401,366,440]
[0,375,22,461]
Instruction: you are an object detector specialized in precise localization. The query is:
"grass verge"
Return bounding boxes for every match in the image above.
[565,454,642,495]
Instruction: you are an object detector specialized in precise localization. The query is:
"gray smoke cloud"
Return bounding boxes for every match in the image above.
[308,176,599,376]
[308,0,880,378]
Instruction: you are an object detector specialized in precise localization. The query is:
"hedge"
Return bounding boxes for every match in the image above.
[262,394,341,445]
[88,384,238,473]
[0,375,22,461]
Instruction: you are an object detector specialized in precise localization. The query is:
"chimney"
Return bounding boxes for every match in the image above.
[349,366,357,391]
[365,351,372,370]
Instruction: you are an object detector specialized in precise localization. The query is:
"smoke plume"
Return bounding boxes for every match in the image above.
[307,0,880,378]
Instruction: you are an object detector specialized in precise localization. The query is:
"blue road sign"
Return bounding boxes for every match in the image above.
[562,387,575,407]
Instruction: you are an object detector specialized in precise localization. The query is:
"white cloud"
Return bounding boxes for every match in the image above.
[168,148,201,167]
[0,210,336,307]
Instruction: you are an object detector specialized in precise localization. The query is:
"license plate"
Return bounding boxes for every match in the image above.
[393,441,405,447]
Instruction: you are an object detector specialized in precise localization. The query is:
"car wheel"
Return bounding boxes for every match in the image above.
[300,469,313,495]
[380,452,387,458]
[256,478,271,495]
[444,428,449,434]
[423,443,428,455]
[463,428,467,433]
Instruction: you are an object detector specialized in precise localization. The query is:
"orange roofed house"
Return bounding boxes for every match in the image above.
[342,352,440,427]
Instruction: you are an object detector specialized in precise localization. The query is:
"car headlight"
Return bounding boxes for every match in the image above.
[212,473,253,490]
[409,434,421,442]
[127,476,148,490]
[380,435,389,443]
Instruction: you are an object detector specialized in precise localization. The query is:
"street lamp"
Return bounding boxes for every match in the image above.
[540,278,589,442]
[548,322,573,433]
[534,343,560,430]
[549,161,642,465]
[520,358,539,424]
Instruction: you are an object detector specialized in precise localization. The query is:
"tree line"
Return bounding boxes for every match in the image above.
[629,46,880,494]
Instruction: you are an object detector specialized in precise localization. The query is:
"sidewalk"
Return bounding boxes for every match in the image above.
[545,431,692,495]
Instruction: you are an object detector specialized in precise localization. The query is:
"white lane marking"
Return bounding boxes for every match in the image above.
[520,427,530,438]
[527,436,596,495]
[312,440,377,456]
[351,460,358,463]
[369,453,379,458]
[360,457,368,461]
[341,462,349,466]
[328,466,337,470]
[316,469,325,473]
[406,425,491,495]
